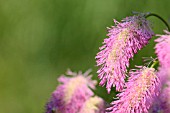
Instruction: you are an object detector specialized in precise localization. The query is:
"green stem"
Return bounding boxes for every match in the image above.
[145,13,170,31]
[150,61,158,68]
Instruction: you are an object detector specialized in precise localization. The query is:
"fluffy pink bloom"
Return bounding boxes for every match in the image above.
[155,30,170,68]
[107,67,160,113]
[96,15,154,93]
[149,67,170,113]
[45,69,105,113]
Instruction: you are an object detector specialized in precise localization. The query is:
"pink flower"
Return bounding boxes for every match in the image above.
[160,81,170,112]
[96,15,154,93]
[107,67,160,113]
[149,67,170,113]
[155,30,170,68]
[45,69,105,113]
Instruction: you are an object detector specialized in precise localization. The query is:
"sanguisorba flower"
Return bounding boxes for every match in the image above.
[96,14,154,93]
[154,31,170,112]
[159,81,170,113]
[149,67,170,113]
[107,67,160,113]
[155,30,170,68]
[45,69,105,113]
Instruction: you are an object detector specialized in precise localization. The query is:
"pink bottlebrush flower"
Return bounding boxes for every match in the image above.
[79,96,105,113]
[96,15,154,93]
[149,67,170,113]
[155,30,170,68]
[107,67,160,113]
[45,69,105,113]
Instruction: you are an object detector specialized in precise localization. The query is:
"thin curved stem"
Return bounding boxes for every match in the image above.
[150,60,158,68]
[145,13,170,31]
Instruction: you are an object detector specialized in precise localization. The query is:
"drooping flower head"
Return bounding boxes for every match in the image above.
[155,30,170,68]
[107,67,160,113]
[96,14,154,93]
[45,69,105,113]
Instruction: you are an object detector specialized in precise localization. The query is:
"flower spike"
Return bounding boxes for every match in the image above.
[149,67,170,113]
[155,30,170,68]
[45,69,105,113]
[107,67,160,113]
[96,15,154,93]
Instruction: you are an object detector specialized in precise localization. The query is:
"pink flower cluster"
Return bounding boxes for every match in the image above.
[46,13,170,113]
[95,14,170,112]
[149,31,170,112]
[45,69,105,113]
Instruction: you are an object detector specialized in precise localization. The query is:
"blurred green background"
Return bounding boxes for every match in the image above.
[0,0,170,112]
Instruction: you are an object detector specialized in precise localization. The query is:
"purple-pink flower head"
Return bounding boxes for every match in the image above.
[155,30,170,68]
[107,67,160,113]
[45,69,105,113]
[96,15,154,93]
[149,67,170,113]
[159,81,170,113]
[150,82,170,113]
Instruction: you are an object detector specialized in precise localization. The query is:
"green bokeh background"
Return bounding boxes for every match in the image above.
[0,0,170,112]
